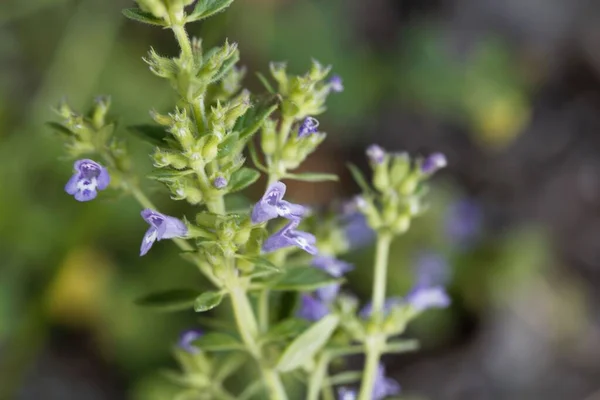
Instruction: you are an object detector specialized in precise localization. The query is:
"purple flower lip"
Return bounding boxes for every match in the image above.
[297,294,329,321]
[329,75,344,93]
[178,329,203,354]
[421,152,447,174]
[213,176,227,189]
[372,363,401,400]
[251,181,306,224]
[262,220,318,255]
[405,285,450,311]
[64,159,110,202]
[366,144,386,165]
[140,209,187,256]
[298,117,320,137]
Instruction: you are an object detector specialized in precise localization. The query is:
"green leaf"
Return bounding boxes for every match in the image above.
[147,169,193,182]
[262,318,310,344]
[241,256,281,273]
[194,291,224,312]
[384,339,419,353]
[276,315,339,372]
[347,163,372,193]
[256,72,275,94]
[210,52,240,84]
[217,131,239,159]
[284,172,339,182]
[187,0,235,22]
[238,96,279,140]
[267,266,341,291]
[134,289,199,312]
[45,121,75,137]
[128,124,169,147]
[248,140,267,172]
[228,167,260,193]
[191,332,243,351]
[122,8,165,26]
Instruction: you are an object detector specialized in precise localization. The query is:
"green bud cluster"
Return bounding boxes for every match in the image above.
[354,149,444,235]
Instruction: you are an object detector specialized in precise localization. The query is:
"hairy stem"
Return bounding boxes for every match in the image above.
[358,232,392,400]
[171,23,193,61]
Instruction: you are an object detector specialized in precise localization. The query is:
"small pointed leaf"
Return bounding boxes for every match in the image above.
[194,291,224,312]
[284,172,339,182]
[45,122,75,137]
[187,0,235,22]
[135,289,199,312]
[262,318,310,344]
[147,169,192,182]
[347,163,372,193]
[191,332,243,351]
[267,266,341,291]
[122,8,166,26]
[228,167,260,193]
[276,314,339,372]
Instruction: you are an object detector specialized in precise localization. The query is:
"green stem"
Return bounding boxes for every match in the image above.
[357,233,392,400]
[171,23,193,61]
[258,289,270,332]
[228,273,287,400]
[308,353,330,400]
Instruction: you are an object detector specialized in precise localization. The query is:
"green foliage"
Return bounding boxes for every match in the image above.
[265,266,341,291]
[135,289,200,311]
[193,290,225,312]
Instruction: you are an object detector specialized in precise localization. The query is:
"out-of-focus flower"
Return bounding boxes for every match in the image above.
[366,144,386,165]
[64,159,110,202]
[298,117,320,137]
[312,255,354,302]
[372,363,401,400]
[140,209,187,256]
[179,329,203,354]
[297,294,329,321]
[262,220,318,255]
[420,152,447,174]
[337,387,357,400]
[405,285,450,312]
[251,181,306,224]
[329,75,344,93]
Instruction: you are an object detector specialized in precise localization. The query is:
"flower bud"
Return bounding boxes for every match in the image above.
[390,153,411,186]
[261,119,277,156]
[201,135,220,162]
[392,215,411,234]
[398,175,419,196]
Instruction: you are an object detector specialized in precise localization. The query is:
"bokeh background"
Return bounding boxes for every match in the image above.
[2,0,600,399]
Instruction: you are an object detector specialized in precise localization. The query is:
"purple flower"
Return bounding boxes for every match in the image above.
[340,200,375,248]
[337,387,357,400]
[359,297,402,319]
[297,294,329,321]
[213,176,227,189]
[405,285,450,312]
[64,159,110,202]
[178,329,203,354]
[366,144,385,165]
[329,75,344,93]
[140,209,188,256]
[251,181,306,224]
[445,199,482,246]
[262,220,318,255]
[312,255,354,302]
[372,364,401,400]
[298,117,320,137]
[421,152,447,174]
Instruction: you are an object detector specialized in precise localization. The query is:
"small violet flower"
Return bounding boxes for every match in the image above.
[251,181,306,224]
[312,255,353,302]
[140,209,188,256]
[337,387,357,400]
[297,294,330,321]
[421,152,447,174]
[213,176,227,189]
[413,251,449,288]
[366,144,386,165]
[406,285,450,312]
[262,220,318,255]
[372,363,401,400]
[64,159,110,202]
[178,329,203,354]
[329,75,344,93]
[298,117,319,137]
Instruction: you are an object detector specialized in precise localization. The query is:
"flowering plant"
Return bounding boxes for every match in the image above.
[47,1,449,398]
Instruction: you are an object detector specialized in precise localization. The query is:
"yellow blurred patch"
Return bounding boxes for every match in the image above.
[46,248,113,327]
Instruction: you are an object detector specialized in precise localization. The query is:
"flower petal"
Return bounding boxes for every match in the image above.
[297,294,329,321]
[74,188,97,202]
[64,173,80,195]
[140,227,158,256]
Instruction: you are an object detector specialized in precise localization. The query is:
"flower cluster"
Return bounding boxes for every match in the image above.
[48,1,454,399]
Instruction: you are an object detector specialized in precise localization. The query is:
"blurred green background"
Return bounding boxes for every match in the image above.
[2,0,600,399]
